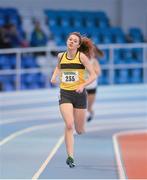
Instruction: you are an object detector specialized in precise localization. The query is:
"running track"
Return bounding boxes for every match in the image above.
[0,84,147,179]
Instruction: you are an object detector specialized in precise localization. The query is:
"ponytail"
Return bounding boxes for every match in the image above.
[78,37,93,58]
[94,45,104,58]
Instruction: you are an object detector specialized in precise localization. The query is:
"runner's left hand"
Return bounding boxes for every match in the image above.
[76,84,85,93]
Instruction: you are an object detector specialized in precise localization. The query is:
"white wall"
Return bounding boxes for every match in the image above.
[0,0,120,25]
[121,0,147,36]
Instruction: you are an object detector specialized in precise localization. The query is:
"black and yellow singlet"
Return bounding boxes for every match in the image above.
[60,51,85,90]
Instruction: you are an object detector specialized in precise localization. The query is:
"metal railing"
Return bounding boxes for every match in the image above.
[0,43,147,91]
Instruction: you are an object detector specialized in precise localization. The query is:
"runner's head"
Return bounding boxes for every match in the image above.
[67,32,93,58]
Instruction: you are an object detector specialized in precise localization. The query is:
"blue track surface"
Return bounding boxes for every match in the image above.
[0,84,147,179]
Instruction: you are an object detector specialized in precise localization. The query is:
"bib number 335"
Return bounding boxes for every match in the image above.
[62,71,79,83]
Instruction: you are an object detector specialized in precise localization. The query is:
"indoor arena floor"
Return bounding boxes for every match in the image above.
[0,84,147,179]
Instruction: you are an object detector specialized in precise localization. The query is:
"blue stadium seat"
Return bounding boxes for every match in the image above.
[82,11,96,28]
[130,68,143,83]
[121,49,133,59]
[21,82,28,90]
[21,55,38,68]
[71,11,85,28]
[21,74,33,84]
[114,35,126,43]
[45,9,59,27]
[21,74,36,89]
[114,49,122,64]
[3,82,15,91]
[91,34,101,44]
[100,29,113,44]
[120,49,136,64]
[99,49,109,64]
[36,73,46,88]
[0,75,16,91]
[94,11,109,28]
[28,82,40,89]
[0,55,12,69]
[99,70,109,85]
[0,55,17,69]
[57,11,74,27]
[21,73,46,90]
[98,19,109,28]
[4,8,18,15]
[9,55,16,69]
[114,49,136,64]
[132,48,143,62]
[4,8,21,27]
[115,69,130,84]
[111,27,126,43]
[53,31,65,46]
[114,58,125,64]
[129,27,144,42]
[0,10,6,26]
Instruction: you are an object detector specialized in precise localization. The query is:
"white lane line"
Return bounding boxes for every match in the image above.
[112,129,147,179]
[0,117,50,125]
[32,135,64,180]
[31,121,146,180]
[1,104,146,121]
[113,135,126,179]
[1,116,145,147]
[2,99,145,112]
[0,110,146,127]
[1,106,59,116]
[1,92,145,107]
[0,113,61,125]
[0,114,146,179]
[0,122,62,146]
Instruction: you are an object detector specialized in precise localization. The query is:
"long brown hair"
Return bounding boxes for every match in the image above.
[68,32,103,59]
[93,44,104,58]
[79,36,94,58]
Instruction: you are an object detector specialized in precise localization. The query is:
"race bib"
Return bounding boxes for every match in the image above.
[62,71,79,83]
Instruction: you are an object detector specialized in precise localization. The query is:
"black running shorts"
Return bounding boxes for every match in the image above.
[86,88,97,95]
[59,89,87,109]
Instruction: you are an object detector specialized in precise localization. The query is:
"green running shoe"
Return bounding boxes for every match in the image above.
[66,156,75,168]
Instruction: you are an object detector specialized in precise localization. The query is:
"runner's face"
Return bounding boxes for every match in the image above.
[67,34,80,50]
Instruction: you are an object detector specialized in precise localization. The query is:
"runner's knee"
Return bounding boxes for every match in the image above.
[66,123,73,130]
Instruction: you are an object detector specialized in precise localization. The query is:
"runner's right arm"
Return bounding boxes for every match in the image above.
[50,52,63,84]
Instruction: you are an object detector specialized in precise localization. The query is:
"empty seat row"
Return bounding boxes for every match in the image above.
[49,26,126,46]
[0,68,143,91]
[99,68,143,85]
[0,54,39,69]
[45,10,109,29]
[114,68,143,84]
[49,26,145,46]
[44,10,145,46]
[0,73,46,91]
